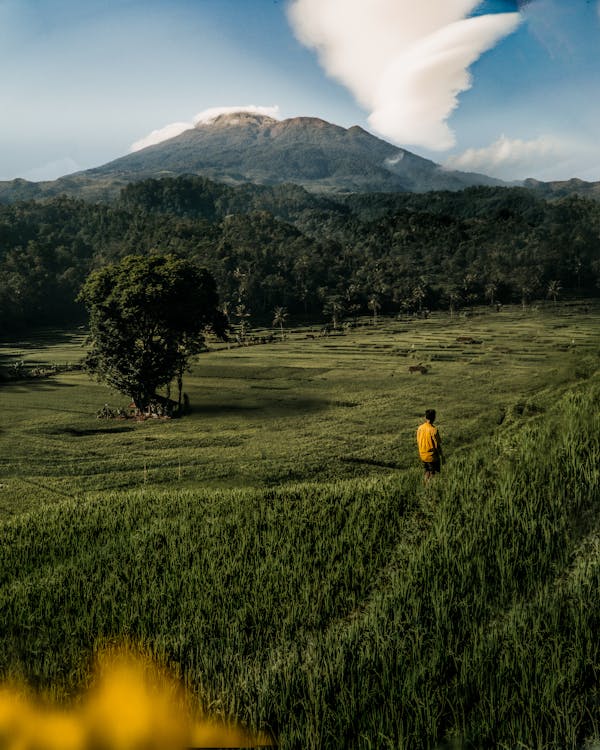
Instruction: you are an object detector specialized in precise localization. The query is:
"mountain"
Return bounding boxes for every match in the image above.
[523,177,600,201]
[0,113,506,203]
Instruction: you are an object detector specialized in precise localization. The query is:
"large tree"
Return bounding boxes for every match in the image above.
[78,253,227,411]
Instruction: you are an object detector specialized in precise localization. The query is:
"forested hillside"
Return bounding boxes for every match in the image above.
[1,176,599,332]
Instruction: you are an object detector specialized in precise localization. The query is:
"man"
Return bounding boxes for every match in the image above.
[416,409,443,481]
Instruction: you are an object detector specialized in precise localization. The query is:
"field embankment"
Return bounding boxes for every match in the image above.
[1,369,599,748]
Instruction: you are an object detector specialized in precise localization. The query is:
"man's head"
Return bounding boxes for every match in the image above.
[425,409,436,423]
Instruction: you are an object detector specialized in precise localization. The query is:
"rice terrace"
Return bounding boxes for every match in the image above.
[1,300,599,748]
[1,304,598,504]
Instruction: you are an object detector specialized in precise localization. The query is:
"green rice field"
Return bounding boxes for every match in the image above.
[0,302,599,748]
[0,302,597,511]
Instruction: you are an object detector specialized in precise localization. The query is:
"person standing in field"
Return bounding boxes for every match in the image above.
[416,409,443,481]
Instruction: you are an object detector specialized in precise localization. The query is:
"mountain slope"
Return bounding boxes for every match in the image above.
[523,177,600,201]
[0,113,505,203]
[92,113,504,192]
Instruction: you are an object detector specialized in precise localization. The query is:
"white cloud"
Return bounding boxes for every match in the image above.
[193,105,281,125]
[22,156,80,182]
[130,122,193,153]
[287,0,521,150]
[444,134,569,179]
[130,105,281,152]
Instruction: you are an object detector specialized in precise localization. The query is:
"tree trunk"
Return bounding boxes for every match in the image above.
[133,390,151,413]
[177,372,183,411]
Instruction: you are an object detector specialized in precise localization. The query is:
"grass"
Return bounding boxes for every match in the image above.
[0,303,598,513]
[0,302,599,748]
[0,378,599,747]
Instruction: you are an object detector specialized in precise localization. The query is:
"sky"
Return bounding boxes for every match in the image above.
[1,0,599,183]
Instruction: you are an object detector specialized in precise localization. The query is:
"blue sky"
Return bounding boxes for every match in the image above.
[1,0,599,182]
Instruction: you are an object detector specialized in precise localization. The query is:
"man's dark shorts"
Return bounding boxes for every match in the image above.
[422,459,441,474]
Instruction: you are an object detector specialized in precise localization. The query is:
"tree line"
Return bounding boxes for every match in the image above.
[1,176,599,333]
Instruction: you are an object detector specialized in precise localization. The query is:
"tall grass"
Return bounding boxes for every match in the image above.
[0,376,599,747]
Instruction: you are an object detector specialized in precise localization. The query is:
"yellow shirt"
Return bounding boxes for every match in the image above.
[416,421,441,462]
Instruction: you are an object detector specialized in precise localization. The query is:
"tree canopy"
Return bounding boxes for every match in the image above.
[1,177,600,334]
[78,253,227,410]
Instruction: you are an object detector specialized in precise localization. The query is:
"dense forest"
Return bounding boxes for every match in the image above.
[1,175,599,332]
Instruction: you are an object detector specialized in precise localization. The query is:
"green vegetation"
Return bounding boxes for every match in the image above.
[0,361,598,746]
[78,253,226,411]
[1,166,599,745]
[1,305,597,506]
[1,178,599,332]
[0,305,599,747]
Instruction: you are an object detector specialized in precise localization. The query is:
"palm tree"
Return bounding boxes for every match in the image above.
[368,294,381,325]
[514,270,539,312]
[446,286,461,318]
[327,298,344,330]
[272,305,288,339]
[398,295,413,319]
[221,300,232,325]
[485,281,498,307]
[546,280,562,308]
[232,266,249,303]
[520,282,532,311]
[570,256,583,290]
[234,303,251,343]
[411,284,426,314]
[319,292,345,330]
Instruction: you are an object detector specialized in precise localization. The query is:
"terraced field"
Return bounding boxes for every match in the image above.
[0,302,598,515]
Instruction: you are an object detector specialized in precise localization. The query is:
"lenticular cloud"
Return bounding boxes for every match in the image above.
[287,0,521,150]
[130,122,194,152]
[194,105,281,125]
[130,105,281,152]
